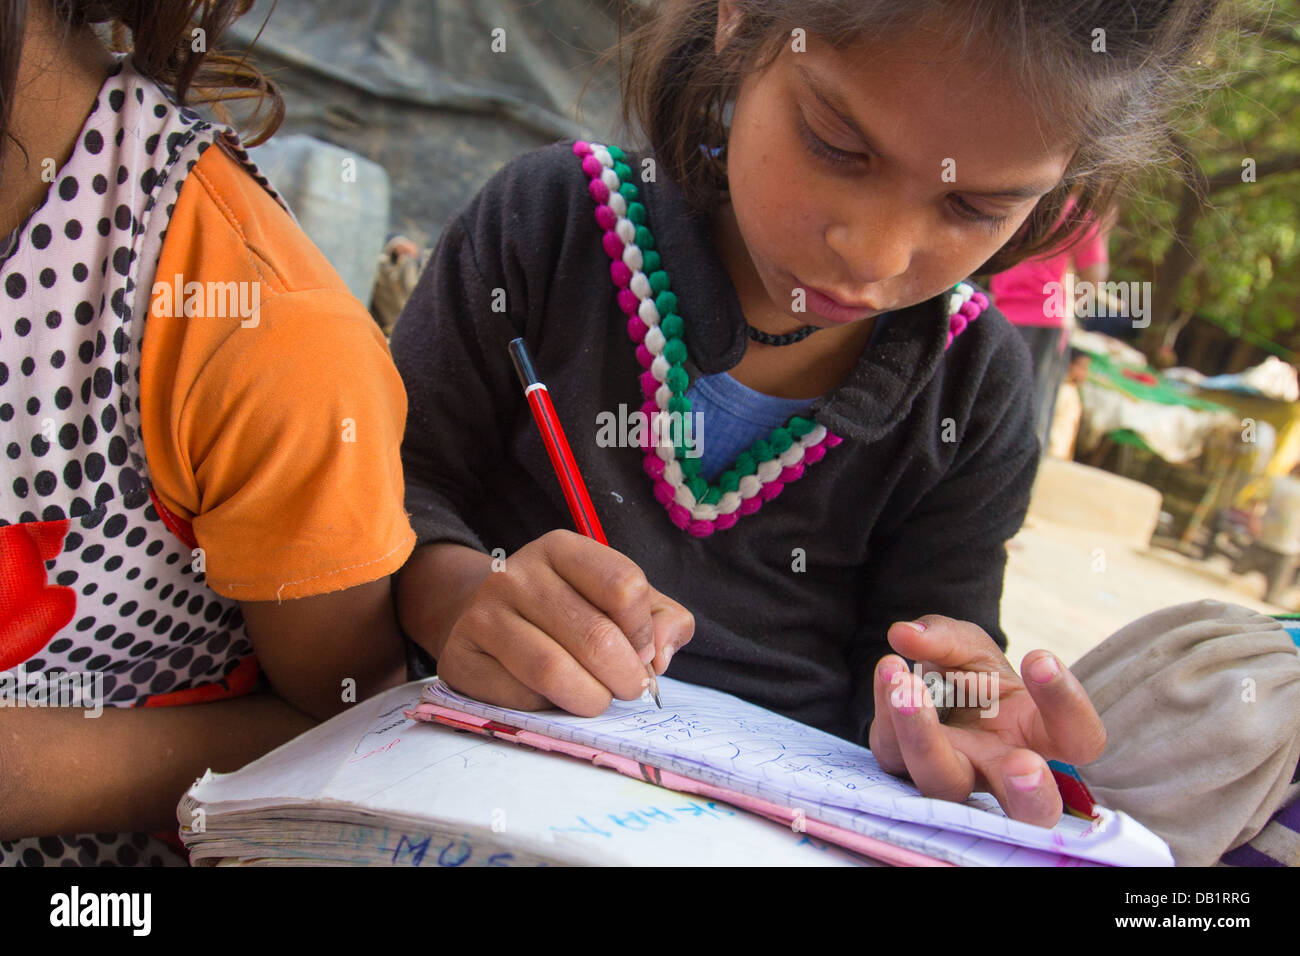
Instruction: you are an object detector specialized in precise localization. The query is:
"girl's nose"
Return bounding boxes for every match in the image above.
[824,203,914,286]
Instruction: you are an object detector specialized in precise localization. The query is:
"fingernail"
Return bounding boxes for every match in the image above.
[901,620,927,632]
[662,644,675,665]
[638,642,655,665]
[1008,768,1043,792]
[640,676,650,690]
[1027,654,1060,684]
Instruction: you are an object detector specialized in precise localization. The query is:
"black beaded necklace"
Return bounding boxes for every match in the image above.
[745,321,821,347]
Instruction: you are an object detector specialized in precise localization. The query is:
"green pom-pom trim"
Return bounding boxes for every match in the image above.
[596,144,844,514]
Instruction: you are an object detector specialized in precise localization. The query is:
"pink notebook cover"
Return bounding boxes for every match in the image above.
[405,701,952,867]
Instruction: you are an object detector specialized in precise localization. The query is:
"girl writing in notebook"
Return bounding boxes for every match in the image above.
[0,1,413,865]
[392,0,1227,827]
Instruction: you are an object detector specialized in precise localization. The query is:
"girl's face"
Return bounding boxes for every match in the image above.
[714,8,1073,328]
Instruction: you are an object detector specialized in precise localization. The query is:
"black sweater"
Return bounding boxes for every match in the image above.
[390,141,1039,744]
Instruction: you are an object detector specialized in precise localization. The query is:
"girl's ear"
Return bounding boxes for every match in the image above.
[715,0,741,55]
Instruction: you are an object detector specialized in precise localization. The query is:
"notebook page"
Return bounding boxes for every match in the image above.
[184,681,874,866]
[422,676,1171,867]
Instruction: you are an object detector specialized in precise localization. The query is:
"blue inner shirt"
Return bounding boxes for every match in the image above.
[685,312,892,481]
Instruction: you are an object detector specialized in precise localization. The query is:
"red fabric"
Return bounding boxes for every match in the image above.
[138,653,261,708]
[0,521,76,669]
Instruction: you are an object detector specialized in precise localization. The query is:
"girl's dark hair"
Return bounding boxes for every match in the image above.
[1,0,282,172]
[611,0,1231,273]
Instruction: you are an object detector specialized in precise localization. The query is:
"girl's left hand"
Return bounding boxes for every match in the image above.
[868,615,1106,827]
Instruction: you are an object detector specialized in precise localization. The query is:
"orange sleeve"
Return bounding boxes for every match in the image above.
[140,142,415,601]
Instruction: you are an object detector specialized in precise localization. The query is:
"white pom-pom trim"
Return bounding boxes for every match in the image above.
[756,459,782,483]
[651,354,670,383]
[644,326,666,353]
[779,444,805,467]
[592,145,613,168]
[718,491,742,514]
[673,484,696,509]
[622,244,643,272]
[616,219,636,244]
[738,474,762,498]
[608,192,627,217]
[630,272,652,300]
[638,299,660,326]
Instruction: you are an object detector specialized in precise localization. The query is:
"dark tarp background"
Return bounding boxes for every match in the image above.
[227,0,640,247]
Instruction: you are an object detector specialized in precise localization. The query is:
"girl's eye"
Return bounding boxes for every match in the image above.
[950,196,1010,235]
[797,113,863,168]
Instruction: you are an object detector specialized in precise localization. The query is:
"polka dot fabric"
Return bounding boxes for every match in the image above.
[0,58,276,866]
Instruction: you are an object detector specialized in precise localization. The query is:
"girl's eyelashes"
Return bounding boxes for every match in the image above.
[796,112,864,168]
[950,196,1010,235]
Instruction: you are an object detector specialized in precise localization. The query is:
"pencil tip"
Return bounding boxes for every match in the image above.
[653,690,662,708]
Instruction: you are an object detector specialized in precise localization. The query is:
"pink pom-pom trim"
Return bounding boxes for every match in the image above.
[594,204,617,231]
[610,261,632,287]
[617,288,640,315]
[824,432,843,448]
[627,316,648,342]
[668,504,691,529]
[780,464,804,483]
[643,454,665,479]
[639,371,658,397]
[635,344,654,368]
[739,496,763,516]
[949,314,969,337]
[653,480,675,507]
[688,520,715,538]
[581,154,603,178]
[603,231,624,260]
[715,512,739,531]
[589,178,610,205]
[573,140,591,156]
[803,444,826,465]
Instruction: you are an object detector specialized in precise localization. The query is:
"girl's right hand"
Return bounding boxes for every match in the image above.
[433,530,695,716]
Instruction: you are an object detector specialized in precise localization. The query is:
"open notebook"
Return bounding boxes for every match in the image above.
[181,676,1169,866]
[179,680,883,866]
[410,676,1173,867]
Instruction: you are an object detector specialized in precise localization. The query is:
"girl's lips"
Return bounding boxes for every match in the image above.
[801,284,879,324]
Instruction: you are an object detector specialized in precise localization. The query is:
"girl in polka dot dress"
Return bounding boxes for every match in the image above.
[392,0,1233,830]
[0,2,415,865]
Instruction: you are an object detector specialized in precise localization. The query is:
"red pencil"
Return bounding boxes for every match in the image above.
[508,337,662,707]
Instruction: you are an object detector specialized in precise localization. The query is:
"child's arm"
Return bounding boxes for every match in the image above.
[238,577,408,721]
[0,692,316,840]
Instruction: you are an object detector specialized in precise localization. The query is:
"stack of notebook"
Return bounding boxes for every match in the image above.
[179,677,1172,867]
